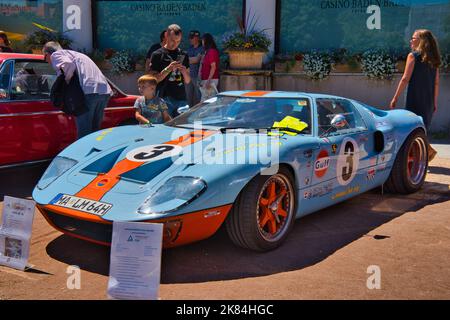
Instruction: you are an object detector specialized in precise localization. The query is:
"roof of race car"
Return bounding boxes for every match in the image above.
[218,90,348,101]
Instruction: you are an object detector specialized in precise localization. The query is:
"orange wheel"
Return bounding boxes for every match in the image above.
[226,167,296,251]
[385,129,428,194]
[256,174,294,243]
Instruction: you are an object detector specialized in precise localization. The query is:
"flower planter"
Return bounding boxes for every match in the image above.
[135,63,145,71]
[275,60,304,73]
[98,60,113,71]
[227,51,266,70]
[332,63,362,73]
[396,60,406,73]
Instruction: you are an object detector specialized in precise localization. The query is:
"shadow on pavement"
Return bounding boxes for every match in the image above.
[0,163,49,202]
[429,165,450,176]
[45,180,450,284]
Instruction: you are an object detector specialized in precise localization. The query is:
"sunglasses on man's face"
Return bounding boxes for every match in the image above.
[172,30,182,36]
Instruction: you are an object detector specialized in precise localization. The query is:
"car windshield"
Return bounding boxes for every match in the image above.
[166,95,312,134]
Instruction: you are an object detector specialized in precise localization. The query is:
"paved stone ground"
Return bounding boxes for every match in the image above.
[0,148,449,300]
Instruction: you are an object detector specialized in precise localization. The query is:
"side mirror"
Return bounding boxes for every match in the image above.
[331,114,348,129]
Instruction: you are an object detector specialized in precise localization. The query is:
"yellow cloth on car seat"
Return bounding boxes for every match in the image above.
[270,116,308,136]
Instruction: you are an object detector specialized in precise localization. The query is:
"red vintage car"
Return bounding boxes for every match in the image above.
[0,53,138,169]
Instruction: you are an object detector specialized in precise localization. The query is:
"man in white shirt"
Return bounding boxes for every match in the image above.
[42,41,112,138]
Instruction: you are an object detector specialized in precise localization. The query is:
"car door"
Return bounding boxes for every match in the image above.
[0,59,77,167]
[303,98,370,212]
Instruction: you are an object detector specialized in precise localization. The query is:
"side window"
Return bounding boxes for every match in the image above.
[275,99,312,134]
[11,61,56,101]
[316,98,367,135]
[0,61,12,100]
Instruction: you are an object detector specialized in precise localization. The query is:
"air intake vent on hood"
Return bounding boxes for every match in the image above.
[120,157,174,184]
[81,147,127,175]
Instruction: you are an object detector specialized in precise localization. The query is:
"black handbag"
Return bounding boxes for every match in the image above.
[50,69,88,116]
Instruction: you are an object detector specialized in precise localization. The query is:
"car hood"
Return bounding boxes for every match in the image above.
[33,124,310,220]
[56,124,283,193]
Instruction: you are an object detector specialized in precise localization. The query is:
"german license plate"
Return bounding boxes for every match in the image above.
[50,194,112,216]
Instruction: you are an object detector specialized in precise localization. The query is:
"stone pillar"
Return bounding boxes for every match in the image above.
[245,0,276,55]
[63,0,93,53]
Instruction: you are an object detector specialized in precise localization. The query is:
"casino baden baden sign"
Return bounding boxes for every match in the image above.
[129,0,207,16]
[95,0,243,53]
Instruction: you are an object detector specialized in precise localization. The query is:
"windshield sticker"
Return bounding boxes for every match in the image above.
[236,98,256,103]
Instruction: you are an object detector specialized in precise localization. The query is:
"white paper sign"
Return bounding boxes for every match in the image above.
[107,221,163,300]
[0,196,36,271]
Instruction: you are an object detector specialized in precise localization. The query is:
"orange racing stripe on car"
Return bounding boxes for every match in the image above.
[242,91,270,97]
[75,130,216,202]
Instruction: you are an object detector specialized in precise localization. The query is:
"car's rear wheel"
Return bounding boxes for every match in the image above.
[384,129,428,194]
[226,167,296,251]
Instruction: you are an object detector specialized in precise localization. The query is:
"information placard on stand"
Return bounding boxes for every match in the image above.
[107,221,163,300]
[0,196,36,271]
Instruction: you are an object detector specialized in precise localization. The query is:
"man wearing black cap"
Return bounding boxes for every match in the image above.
[187,30,203,105]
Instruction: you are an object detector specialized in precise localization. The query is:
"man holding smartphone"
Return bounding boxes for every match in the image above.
[149,24,191,117]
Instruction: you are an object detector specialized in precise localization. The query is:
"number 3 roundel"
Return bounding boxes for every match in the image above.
[336,138,360,186]
[126,144,183,163]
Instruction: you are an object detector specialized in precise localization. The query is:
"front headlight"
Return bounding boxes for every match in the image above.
[37,156,78,190]
[138,177,206,215]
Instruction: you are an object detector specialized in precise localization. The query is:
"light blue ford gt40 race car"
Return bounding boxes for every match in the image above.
[32,91,429,251]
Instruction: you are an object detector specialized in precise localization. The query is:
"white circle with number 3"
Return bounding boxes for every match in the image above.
[336,138,360,186]
[126,144,183,163]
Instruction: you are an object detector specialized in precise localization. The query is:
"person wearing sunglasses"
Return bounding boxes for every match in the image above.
[148,24,191,117]
[390,29,441,161]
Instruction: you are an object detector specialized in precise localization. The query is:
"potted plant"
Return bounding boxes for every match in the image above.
[222,12,272,70]
[23,23,72,54]
[360,50,396,80]
[274,53,304,73]
[109,50,136,74]
[303,51,333,80]
[394,51,408,73]
[331,48,361,73]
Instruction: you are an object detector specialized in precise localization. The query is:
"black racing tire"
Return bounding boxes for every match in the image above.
[384,129,428,194]
[225,167,296,252]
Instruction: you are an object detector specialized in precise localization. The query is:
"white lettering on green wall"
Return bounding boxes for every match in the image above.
[366,5,381,30]
[66,4,81,30]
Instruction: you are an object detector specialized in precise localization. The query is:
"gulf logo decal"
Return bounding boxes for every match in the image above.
[314,149,330,178]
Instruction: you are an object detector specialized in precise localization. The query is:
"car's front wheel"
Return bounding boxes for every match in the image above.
[226,167,296,251]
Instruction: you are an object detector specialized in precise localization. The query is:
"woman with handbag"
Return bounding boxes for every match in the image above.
[199,33,219,102]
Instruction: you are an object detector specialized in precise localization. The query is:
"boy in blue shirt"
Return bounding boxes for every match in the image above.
[134,75,172,124]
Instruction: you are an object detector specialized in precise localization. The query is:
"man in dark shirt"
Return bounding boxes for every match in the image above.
[149,24,191,117]
[145,30,166,73]
[187,30,203,106]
